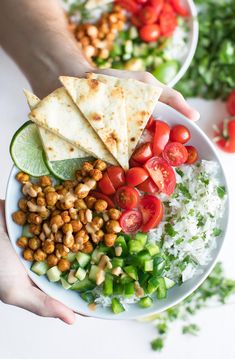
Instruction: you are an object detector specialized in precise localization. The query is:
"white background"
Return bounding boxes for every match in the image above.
[1,47,235,359]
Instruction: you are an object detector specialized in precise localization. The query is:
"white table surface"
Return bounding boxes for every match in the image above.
[1,47,235,359]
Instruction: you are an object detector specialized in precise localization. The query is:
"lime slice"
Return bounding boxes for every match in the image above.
[10,121,50,176]
[45,157,94,180]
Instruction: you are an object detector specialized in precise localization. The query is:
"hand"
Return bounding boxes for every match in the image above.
[0,200,75,324]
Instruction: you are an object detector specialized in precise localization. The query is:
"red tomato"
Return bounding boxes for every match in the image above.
[90,191,115,209]
[139,195,164,232]
[132,142,153,163]
[136,177,159,194]
[146,116,156,131]
[131,16,142,28]
[152,120,170,155]
[148,0,164,17]
[129,157,140,168]
[227,90,235,116]
[119,210,143,234]
[162,142,188,166]
[139,24,161,42]
[216,138,235,153]
[185,146,199,164]
[126,167,149,187]
[169,0,189,16]
[138,6,158,25]
[145,157,176,195]
[159,5,177,37]
[115,186,140,209]
[136,0,148,3]
[115,0,140,13]
[107,166,125,189]
[98,172,116,195]
[170,124,191,144]
[214,118,235,153]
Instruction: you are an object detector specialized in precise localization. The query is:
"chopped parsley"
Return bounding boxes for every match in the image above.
[217,186,226,199]
[151,338,164,351]
[213,228,222,237]
[165,223,177,237]
[177,183,192,199]
[197,214,205,227]
[182,324,200,336]
[175,168,184,177]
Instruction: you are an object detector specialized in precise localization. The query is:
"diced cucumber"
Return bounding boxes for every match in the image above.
[144,259,154,272]
[124,40,133,54]
[110,43,122,57]
[70,277,95,292]
[115,236,128,257]
[147,277,159,294]
[76,252,91,268]
[146,243,160,256]
[113,282,124,295]
[120,273,134,284]
[124,282,135,297]
[112,257,124,268]
[65,252,77,262]
[111,298,125,314]
[133,43,148,57]
[123,53,132,61]
[135,232,148,246]
[67,270,78,284]
[47,266,62,282]
[91,248,104,264]
[131,250,152,268]
[145,55,155,67]
[103,274,113,296]
[22,225,34,238]
[124,265,138,280]
[139,296,153,308]
[75,267,87,281]
[124,58,145,71]
[80,291,95,304]
[88,265,100,283]
[128,240,144,254]
[164,277,175,289]
[61,277,71,290]
[129,26,138,39]
[98,243,111,253]
[138,271,150,288]
[31,261,49,276]
[157,277,167,299]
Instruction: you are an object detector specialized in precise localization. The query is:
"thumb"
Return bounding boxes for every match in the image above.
[17,286,76,324]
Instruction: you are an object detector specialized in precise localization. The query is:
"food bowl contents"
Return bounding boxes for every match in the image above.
[64,0,191,84]
[10,74,227,313]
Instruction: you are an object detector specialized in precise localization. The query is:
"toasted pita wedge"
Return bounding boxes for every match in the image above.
[60,76,129,170]
[24,90,88,161]
[87,73,162,157]
[28,88,117,165]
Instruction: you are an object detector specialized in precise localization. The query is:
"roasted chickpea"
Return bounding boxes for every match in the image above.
[81,161,93,175]
[47,254,59,267]
[64,180,77,190]
[58,258,71,272]
[74,184,89,199]
[56,244,69,257]
[89,169,102,181]
[61,211,71,223]
[81,240,94,254]
[78,209,87,224]
[43,186,55,193]
[62,223,73,234]
[70,219,83,232]
[27,213,43,225]
[94,199,108,212]
[69,208,78,220]
[106,220,122,233]
[63,233,74,248]
[39,176,52,187]
[51,209,61,217]
[23,248,34,261]
[45,191,59,206]
[108,208,121,220]
[42,240,55,254]
[18,198,28,212]
[85,196,96,209]
[29,224,41,235]
[40,210,50,220]
[54,231,63,243]
[37,196,46,206]
[28,237,41,250]
[74,199,87,210]
[93,159,107,172]
[75,169,83,182]
[50,215,64,229]
[34,249,47,262]
[71,243,80,253]
[16,171,30,184]
[16,236,28,248]
[12,210,27,225]
[91,229,104,244]
[104,233,117,247]
[91,216,104,230]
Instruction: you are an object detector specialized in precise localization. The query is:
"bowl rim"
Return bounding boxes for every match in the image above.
[5,102,229,320]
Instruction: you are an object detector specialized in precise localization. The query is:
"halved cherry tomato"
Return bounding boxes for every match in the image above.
[148,0,164,17]
[185,146,199,164]
[115,186,140,209]
[170,124,191,144]
[136,177,159,194]
[126,167,149,187]
[139,24,161,42]
[119,210,143,233]
[215,137,235,153]
[214,119,235,153]
[115,0,140,13]
[162,142,188,166]
[152,120,170,155]
[98,172,116,195]
[227,90,235,116]
[136,0,148,3]
[146,116,156,132]
[138,5,158,25]
[132,142,153,163]
[129,157,140,168]
[131,16,142,28]
[169,0,189,17]
[107,166,125,189]
[90,191,115,209]
[159,5,177,37]
[145,157,176,195]
[139,195,164,232]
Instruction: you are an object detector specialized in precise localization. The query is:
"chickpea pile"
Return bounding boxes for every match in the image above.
[70,5,125,63]
[13,159,122,272]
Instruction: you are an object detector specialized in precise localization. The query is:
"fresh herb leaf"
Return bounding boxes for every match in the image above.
[165,223,177,237]
[217,186,226,199]
[213,228,222,237]
[182,324,200,336]
[151,337,164,351]
[177,183,192,199]
[197,214,205,227]
[176,168,184,177]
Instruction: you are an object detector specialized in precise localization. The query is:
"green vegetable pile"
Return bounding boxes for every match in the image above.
[176,0,235,99]
[146,262,235,351]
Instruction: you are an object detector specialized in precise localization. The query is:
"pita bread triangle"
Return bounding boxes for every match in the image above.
[60,76,129,170]
[86,73,162,158]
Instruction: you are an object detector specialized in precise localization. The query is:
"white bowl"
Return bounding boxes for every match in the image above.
[168,0,199,88]
[5,102,229,320]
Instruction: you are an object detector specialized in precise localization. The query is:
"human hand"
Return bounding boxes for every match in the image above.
[0,200,75,324]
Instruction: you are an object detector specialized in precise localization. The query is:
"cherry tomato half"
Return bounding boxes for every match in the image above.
[136,177,159,194]
[162,142,188,166]
[126,167,149,187]
[129,157,140,168]
[98,172,116,195]
[139,195,164,232]
[107,166,125,189]
[148,0,164,17]
[115,186,140,209]
[145,157,176,195]
[139,24,161,43]
[115,0,140,13]
[138,5,158,25]
[159,5,177,37]
[131,142,153,163]
[170,124,191,144]
[119,210,143,234]
[152,120,170,155]
[146,116,156,132]
[169,0,189,17]
[185,146,199,164]
[227,90,235,116]
[90,191,115,209]
[214,118,235,153]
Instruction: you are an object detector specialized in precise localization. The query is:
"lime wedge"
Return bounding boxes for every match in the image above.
[10,121,50,176]
[45,157,94,180]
